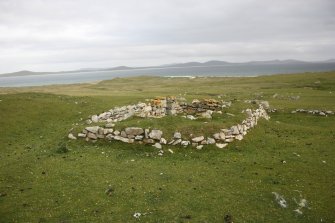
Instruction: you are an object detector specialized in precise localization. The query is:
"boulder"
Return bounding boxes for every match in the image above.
[160,138,167,144]
[106,134,114,140]
[143,138,155,144]
[172,139,182,145]
[216,143,228,149]
[181,141,190,147]
[196,145,204,150]
[231,126,239,135]
[78,133,86,138]
[120,131,127,138]
[225,138,234,143]
[135,135,144,140]
[201,111,212,119]
[68,133,77,140]
[125,127,144,136]
[105,123,115,128]
[186,115,197,120]
[149,130,163,140]
[207,137,216,144]
[87,132,97,140]
[91,115,99,123]
[235,135,243,141]
[219,132,226,140]
[173,132,182,139]
[192,136,205,143]
[114,136,134,143]
[85,126,100,134]
[152,143,162,149]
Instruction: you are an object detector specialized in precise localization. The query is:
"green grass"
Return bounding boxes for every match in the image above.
[0,72,335,222]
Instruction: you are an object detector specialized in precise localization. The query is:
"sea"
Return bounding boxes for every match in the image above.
[1,62,335,87]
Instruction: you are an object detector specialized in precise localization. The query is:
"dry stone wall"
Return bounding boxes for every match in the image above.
[69,97,270,149]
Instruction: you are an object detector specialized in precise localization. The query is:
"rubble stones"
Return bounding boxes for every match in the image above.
[68,133,77,140]
[153,143,162,149]
[292,108,334,116]
[149,130,163,140]
[125,127,144,136]
[173,132,182,139]
[216,143,228,149]
[77,97,270,150]
[85,126,100,134]
[192,136,205,143]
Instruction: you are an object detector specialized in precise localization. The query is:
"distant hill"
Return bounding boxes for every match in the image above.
[1,59,335,77]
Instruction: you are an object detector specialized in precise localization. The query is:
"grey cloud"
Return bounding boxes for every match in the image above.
[0,0,334,72]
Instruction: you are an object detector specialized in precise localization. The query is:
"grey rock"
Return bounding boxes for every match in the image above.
[219,132,226,140]
[225,138,234,143]
[105,123,115,128]
[144,129,150,138]
[120,131,127,138]
[152,143,162,149]
[207,137,216,144]
[149,130,163,140]
[235,135,243,141]
[68,133,77,140]
[106,134,114,140]
[192,136,205,143]
[91,115,99,123]
[213,133,220,140]
[113,130,120,136]
[160,138,167,144]
[85,126,100,134]
[196,145,204,150]
[125,127,144,136]
[172,139,182,145]
[114,136,134,143]
[135,135,144,140]
[78,133,86,138]
[216,143,228,149]
[173,132,182,139]
[231,126,239,135]
[87,132,97,139]
[143,138,155,144]
[181,140,190,147]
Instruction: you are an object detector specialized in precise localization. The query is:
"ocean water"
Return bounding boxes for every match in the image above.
[0,62,335,87]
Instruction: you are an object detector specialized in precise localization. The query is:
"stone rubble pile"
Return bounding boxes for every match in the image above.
[86,96,183,124]
[291,109,334,116]
[73,101,270,150]
[86,97,231,124]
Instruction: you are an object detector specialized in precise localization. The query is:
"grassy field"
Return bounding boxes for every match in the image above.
[0,72,334,222]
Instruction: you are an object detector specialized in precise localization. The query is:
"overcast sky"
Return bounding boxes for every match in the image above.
[0,0,334,73]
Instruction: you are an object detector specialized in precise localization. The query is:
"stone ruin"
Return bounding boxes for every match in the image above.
[291,109,334,116]
[86,97,230,124]
[69,97,270,150]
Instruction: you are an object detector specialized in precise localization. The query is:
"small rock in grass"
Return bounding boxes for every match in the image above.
[172,139,182,145]
[149,130,163,140]
[78,133,86,138]
[216,143,228,149]
[68,133,77,140]
[152,143,162,149]
[160,138,167,144]
[192,136,204,143]
[181,141,190,147]
[196,145,203,150]
[207,137,216,144]
[173,132,182,139]
[168,149,174,154]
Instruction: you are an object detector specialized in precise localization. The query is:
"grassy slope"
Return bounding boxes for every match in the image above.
[0,72,334,222]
